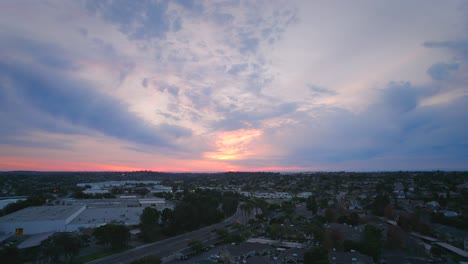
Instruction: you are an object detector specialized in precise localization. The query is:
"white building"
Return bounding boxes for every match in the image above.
[0,206,85,235]
[0,198,174,235]
[66,207,143,231]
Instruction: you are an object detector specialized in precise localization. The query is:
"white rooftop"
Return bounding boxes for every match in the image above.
[0,206,84,223]
[436,242,468,258]
[17,232,54,249]
[68,207,143,226]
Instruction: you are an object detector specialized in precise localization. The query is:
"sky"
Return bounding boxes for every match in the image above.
[0,0,467,172]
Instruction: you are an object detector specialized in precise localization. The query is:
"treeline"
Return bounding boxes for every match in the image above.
[140,189,239,242]
[0,195,47,216]
[431,213,468,230]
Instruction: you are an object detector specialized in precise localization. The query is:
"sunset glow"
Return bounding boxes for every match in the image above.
[0,1,467,171]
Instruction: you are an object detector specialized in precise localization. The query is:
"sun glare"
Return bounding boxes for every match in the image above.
[204,129,263,160]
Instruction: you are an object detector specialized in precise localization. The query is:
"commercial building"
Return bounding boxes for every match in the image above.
[0,197,173,235]
[0,205,85,235]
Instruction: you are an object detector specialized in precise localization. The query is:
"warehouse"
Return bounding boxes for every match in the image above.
[66,206,143,231]
[0,205,85,235]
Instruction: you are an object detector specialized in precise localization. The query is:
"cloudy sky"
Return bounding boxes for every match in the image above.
[1,0,467,172]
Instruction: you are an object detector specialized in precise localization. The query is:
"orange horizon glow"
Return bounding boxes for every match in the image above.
[0,156,312,173]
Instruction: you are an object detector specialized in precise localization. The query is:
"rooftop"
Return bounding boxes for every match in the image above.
[223,242,271,256]
[17,232,54,249]
[435,242,468,258]
[68,206,143,226]
[0,206,84,223]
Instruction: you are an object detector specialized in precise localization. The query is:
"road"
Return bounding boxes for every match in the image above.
[86,207,244,264]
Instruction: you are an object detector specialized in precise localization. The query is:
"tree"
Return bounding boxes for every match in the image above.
[383,204,394,219]
[343,239,360,252]
[268,224,286,240]
[160,208,172,227]
[222,192,239,216]
[323,227,344,250]
[304,246,330,264]
[325,208,336,223]
[131,255,162,264]
[93,224,130,250]
[140,207,161,242]
[0,195,47,216]
[345,212,360,226]
[360,225,383,262]
[306,196,318,214]
[369,194,390,216]
[39,232,83,263]
[0,246,22,264]
[188,240,204,255]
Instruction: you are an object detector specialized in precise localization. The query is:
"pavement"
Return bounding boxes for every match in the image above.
[86,207,244,264]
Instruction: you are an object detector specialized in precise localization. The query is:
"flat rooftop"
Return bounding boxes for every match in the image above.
[68,207,143,226]
[0,206,84,222]
[17,232,54,249]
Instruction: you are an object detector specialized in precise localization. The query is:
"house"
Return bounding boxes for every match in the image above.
[277,248,306,263]
[219,242,273,264]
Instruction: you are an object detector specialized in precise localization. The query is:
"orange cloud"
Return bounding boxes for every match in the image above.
[204,129,263,160]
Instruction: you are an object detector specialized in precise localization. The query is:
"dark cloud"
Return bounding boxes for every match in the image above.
[256,82,467,168]
[307,84,337,95]
[172,17,182,32]
[85,0,171,40]
[239,35,259,54]
[1,36,79,71]
[0,57,191,148]
[227,63,248,75]
[427,62,459,81]
[175,0,203,13]
[184,87,212,110]
[158,85,180,97]
[378,81,419,113]
[142,78,148,88]
[212,102,298,131]
[213,13,234,25]
[423,40,468,59]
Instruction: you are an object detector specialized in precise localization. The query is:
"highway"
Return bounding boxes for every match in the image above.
[86,207,244,264]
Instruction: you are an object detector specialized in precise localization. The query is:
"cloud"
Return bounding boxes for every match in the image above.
[1,0,467,171]
[427,62,459,81]
[212,102,298,131]
[1,36,79,70]
[423,40,468,59]
[175,0,204,14]
[253,81,468,168]
[378,81,419,113]
[227,63,248,75]
[239,35,259,54]
[158,85,180,97]
[307,84,337,96]
[212,13,234,25]
[142,78,149,88]
[0,54,191,148]
[85,0,173,40]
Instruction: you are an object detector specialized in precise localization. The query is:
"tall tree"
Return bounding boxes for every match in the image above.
[39,232,83,263]
[140,207,161,242]
[304,246,330,264]
[93,224,130,250]
[360,225,383,262]
[0,246,22,264]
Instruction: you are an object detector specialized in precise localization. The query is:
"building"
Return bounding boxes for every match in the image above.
[0,198,173,235]
[0,206,85,235]
[219,242,273,264]
[66,207,143,231]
